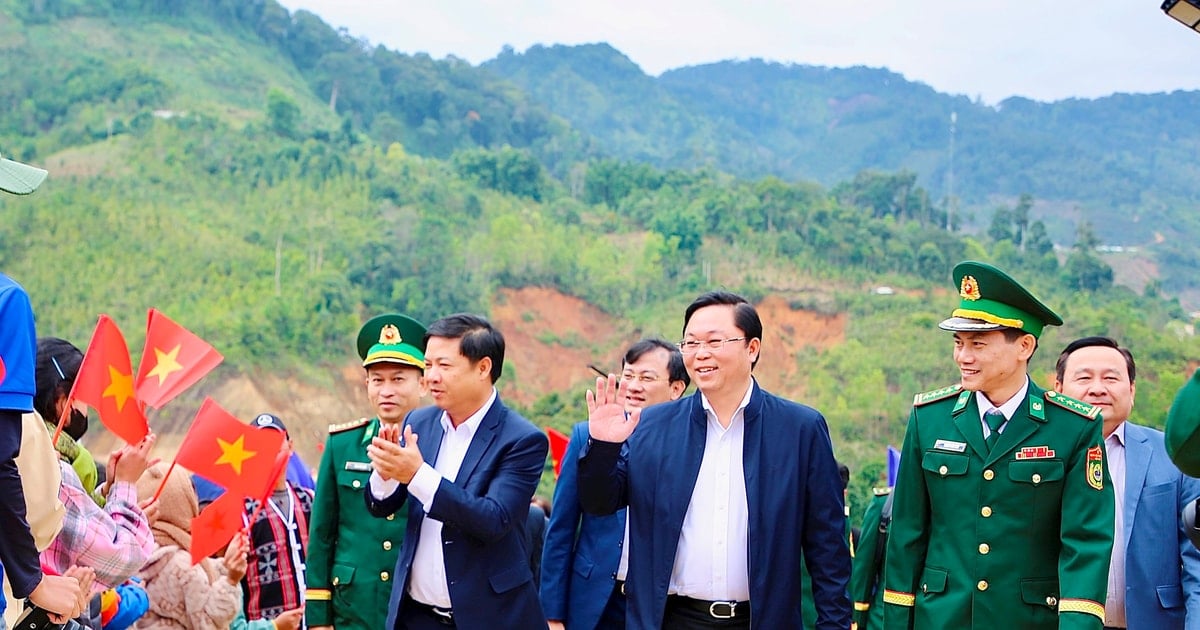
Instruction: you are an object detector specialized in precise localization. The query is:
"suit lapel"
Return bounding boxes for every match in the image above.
[951,395,988,460]
[454,400,501,485]
[983,382,1046,466]
[414,408,444,466]
[669,395,709,528]
[1123,423,1150,549]
[742,387,762,542]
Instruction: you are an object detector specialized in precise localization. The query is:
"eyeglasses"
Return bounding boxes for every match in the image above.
[620,372,666,384]
[677,337,747,354]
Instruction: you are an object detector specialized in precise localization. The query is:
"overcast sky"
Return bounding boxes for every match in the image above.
[276,1,1200,105]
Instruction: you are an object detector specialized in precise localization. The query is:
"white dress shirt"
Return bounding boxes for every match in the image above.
[368,389,497,608]
[1104,423,1127,628]
[974,379,1029,438]
[669,381,755,601]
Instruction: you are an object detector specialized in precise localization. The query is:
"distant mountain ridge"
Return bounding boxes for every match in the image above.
[484,43,1200,248]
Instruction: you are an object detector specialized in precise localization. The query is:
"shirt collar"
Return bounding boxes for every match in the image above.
[700,379,756,419]
[439,387,497,436]
[975,378,1029,422]
[1107,421,1126,448]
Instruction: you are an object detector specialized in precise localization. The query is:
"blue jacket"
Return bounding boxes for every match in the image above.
[540,421,627,629]
[365,399,549,630]
[1121,422,1200,628]
[578,383,853,629]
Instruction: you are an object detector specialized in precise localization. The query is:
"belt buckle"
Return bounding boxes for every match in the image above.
[432,607,454,625]
[709,601,737,619]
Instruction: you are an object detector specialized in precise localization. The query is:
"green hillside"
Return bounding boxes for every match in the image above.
[484,46,1200,293]
[1,0,1197,512]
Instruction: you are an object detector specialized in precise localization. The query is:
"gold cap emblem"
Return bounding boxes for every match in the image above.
[379,324,402,345]
[960,275,982,301]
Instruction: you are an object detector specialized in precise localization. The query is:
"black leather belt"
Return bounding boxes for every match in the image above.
[404,595,455,626]
[615,579,627,596]
[667,595,751,619]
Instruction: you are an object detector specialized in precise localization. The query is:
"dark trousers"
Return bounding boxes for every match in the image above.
[661,603,751,630]
[397,595,455,629]
[596,582,627,629]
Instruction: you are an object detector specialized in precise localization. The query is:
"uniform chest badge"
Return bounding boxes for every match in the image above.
[344,461,372,472]
[1086,446,1104,490]
[1015,446,1056,460]
[933,439,967,453]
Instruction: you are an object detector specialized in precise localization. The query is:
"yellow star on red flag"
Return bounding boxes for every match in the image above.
[214,435,257,475]
[102,365,136,412]
[145,344,184,386]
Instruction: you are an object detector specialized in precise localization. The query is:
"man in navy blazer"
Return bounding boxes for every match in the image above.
[1056,337,1200,629]
[541,338,690,630]
[579,291,852,629]
[365,313,549,630]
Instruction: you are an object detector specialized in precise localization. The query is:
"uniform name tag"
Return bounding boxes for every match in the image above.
[344,461,372,472]
[1015,446,1056,460]
[933,439,967,453]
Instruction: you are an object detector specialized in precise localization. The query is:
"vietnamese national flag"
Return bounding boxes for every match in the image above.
[190,490,245,565]
[135,309,223,409]
[70,315,149,445]
[175,398,284,499]
[546,426,570,478]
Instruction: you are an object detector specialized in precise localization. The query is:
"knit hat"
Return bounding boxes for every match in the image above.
[136,462,199,551]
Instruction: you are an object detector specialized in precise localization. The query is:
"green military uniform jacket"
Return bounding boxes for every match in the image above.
[882,380,1113,630]
[305,417,408,629]
[851,488,891,630]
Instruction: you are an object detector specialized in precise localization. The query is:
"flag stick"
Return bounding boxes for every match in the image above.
[151,458,179,503]
[243,443,293,531]
[49,397,74,447]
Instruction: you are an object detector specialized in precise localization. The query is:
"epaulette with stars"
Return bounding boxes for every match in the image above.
[328,417,371,434]
[912,384,963,407]
[1044,391,1101,420]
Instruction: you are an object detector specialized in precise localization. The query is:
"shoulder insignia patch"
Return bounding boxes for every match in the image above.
[913,384,963,407]
[1044,391,1101,420]
[328,417,371,434]
[873,486,893,496]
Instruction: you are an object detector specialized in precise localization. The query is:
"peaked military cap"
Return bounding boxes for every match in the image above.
[938,261,1063,338]
[356,313,427,370]
[1165,369,1200,476]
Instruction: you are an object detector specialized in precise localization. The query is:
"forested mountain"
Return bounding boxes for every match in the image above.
[1,0,1197,507]
[484,44,1200,288]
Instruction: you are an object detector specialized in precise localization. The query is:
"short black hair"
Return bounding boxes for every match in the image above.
[1055,336,1136,383]
[624,337,690,387]
[838,462,850,491]
[425,313,505,383]
[34,337,83,424]
[999,327,1039,358]
[683,291,763,369]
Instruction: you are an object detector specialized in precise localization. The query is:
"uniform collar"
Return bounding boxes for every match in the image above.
[975,377,1029,422]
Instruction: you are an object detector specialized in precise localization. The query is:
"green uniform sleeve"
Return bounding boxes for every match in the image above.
[883,409,927,630]
[1055,419,1113,629]
[304,434,339,626]
[851,494,886,629]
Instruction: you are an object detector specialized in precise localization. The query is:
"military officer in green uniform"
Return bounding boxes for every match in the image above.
[883,261,1114,630]
[851,486,893,630]
[1166,369,1200,550]
[1166,368,1200,478]
[305,314,427,630]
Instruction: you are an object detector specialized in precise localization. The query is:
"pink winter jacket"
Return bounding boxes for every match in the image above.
[136,545,241,630]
